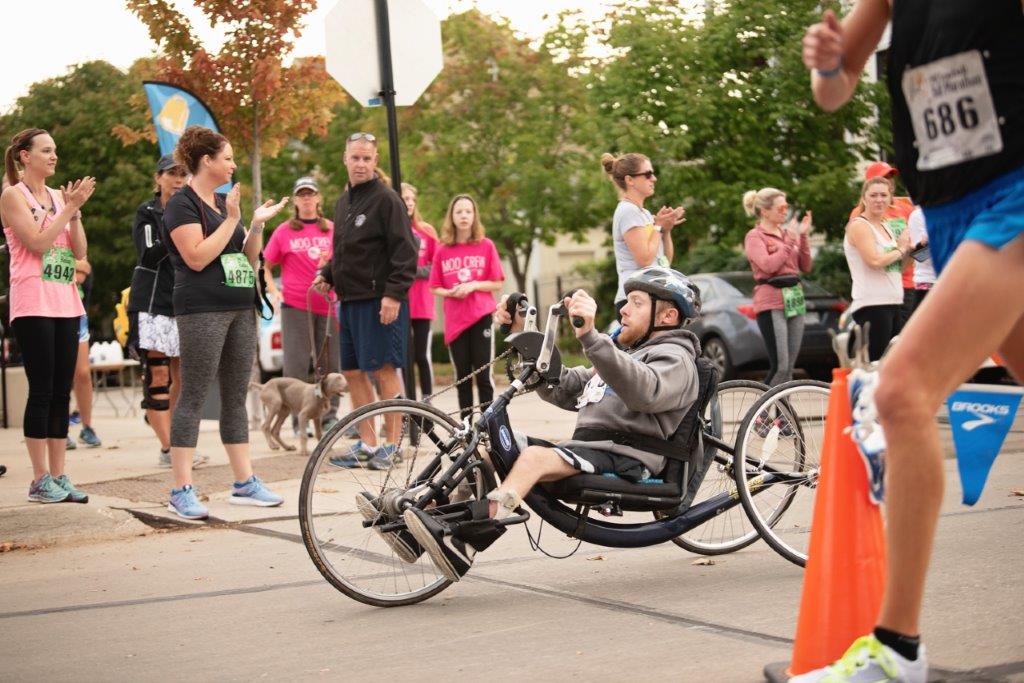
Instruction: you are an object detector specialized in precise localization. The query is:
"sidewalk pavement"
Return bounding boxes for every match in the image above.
[0,381,579,551]
[2,381,1022,553]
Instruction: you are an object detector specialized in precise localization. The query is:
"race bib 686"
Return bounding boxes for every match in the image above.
[901,50,1004,172]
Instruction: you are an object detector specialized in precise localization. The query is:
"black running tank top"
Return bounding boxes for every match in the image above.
[888,0,1024,206]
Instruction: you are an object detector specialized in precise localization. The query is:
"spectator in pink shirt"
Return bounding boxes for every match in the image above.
[401,182,438,402]
[2,128,95,504]
[429,194,505,419]
[742,187,814,385]
[263,176,339,429]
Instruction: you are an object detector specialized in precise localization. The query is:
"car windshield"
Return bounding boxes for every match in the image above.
[716,272,832,298]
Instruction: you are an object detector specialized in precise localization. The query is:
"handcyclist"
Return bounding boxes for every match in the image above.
[400,267,703,582]
[798,1,1024,681]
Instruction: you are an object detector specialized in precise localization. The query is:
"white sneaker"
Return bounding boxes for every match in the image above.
[158,449,210,469]
[790,634,927,683]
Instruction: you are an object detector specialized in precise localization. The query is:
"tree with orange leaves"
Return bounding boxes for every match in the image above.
[125,0,345,207]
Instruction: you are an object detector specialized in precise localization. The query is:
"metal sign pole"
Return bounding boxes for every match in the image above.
[374,0,403,191]
[374,0,417,411]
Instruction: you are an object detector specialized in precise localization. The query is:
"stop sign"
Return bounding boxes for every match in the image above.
[325,0,443,107]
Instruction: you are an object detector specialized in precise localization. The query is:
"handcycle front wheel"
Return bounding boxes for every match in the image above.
[298,398,495,607]
[657,379,770,556]
[733,379,830,567]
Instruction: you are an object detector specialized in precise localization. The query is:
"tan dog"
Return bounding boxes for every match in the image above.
[255,373,347,456]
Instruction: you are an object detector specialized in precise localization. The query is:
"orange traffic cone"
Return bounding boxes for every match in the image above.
[787,367,887,676]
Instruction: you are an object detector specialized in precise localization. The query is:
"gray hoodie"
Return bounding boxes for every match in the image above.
[537,327,701,475]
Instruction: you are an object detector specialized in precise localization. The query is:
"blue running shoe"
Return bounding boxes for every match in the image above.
[329,439,376,469]
[367,444,398,471]
[54,474,89,504]
[28,473,70,503]
[230,475,284,507]
[848,368,886,505]
[68,410,81,426]
[79,426,102,448]
[168,485,209,520]
[65,436,77,451]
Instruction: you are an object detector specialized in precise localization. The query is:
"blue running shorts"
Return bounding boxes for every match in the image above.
[923,165,1024,275]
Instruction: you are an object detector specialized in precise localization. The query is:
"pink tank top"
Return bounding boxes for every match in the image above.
[4,183,85,321]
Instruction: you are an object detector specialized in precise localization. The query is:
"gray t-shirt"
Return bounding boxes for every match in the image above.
[612,200,664,302]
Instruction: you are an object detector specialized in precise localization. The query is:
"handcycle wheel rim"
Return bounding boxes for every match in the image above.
[659,379,769,555]
[733,380,830,567]
[298,399,490,606]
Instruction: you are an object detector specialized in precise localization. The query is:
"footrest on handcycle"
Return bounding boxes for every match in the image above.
[448,500,530,553]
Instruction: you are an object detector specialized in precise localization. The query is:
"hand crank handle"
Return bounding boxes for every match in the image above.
[557,288,586,328]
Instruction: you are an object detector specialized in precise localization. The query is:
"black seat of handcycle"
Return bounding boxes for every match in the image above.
[544,358,719,512]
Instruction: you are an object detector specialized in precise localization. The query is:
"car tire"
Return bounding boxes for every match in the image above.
[702,336,734,380]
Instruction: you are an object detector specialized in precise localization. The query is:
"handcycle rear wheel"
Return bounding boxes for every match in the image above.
[298,399,495,607]
[657,379,769,555]
[733,380,830,567]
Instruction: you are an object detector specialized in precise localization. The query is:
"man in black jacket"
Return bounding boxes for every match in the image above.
[314,133,417,469]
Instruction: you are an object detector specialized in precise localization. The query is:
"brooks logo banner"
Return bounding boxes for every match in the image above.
[946,384,1022,505]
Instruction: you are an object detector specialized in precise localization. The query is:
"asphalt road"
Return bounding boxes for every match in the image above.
[2,452,1022,682]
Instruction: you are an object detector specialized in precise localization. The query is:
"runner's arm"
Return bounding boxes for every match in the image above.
[804,0,890,111]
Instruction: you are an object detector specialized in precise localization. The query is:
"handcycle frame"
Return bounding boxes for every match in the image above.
[369,299,809,552]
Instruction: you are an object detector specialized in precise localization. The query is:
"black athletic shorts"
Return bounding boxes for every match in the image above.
[552,444,650,483]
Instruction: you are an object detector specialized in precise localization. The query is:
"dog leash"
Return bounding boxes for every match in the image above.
[305,285,337,395]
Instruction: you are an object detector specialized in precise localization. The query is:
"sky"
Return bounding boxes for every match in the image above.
[0,0,612,113]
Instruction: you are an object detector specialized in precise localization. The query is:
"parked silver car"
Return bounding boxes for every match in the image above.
[685,272,847,381]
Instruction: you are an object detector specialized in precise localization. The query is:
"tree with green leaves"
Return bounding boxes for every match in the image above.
[1,60,160,326]
[125,0,344,207]
[584,0,889,250]
[399,10,611,293]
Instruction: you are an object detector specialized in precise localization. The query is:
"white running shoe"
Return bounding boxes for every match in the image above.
[847,368,886,505]
[790,634,927,683]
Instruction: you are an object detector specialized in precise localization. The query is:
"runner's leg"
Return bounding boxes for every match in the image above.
[873,237,1024,636]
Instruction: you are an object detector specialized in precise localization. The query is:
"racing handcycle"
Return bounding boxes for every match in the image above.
[298,296,826,606]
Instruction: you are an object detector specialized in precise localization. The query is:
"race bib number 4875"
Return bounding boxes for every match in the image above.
[901,50,1003,172]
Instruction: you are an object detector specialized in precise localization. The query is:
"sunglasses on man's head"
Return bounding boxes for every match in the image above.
[347,132,376,143]
[629,170,656,179]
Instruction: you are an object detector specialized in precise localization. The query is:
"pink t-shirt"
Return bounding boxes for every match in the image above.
[409,223,438,320]
[429,238,504,345]
[263,218,335,316]
[5,183,85,322]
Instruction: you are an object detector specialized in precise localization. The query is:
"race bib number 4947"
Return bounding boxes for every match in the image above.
[902,50,1003,172]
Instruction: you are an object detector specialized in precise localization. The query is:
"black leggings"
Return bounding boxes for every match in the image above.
[851,304,902,361]
[449,314,494,419]
[12,316,79,439]
[406,318,433,398]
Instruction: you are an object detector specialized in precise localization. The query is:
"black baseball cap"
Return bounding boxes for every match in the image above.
[156,154,183,173]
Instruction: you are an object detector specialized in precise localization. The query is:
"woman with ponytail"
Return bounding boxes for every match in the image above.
[741,187,814,385]
[1,128,96,504]
[601,152,686,312]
